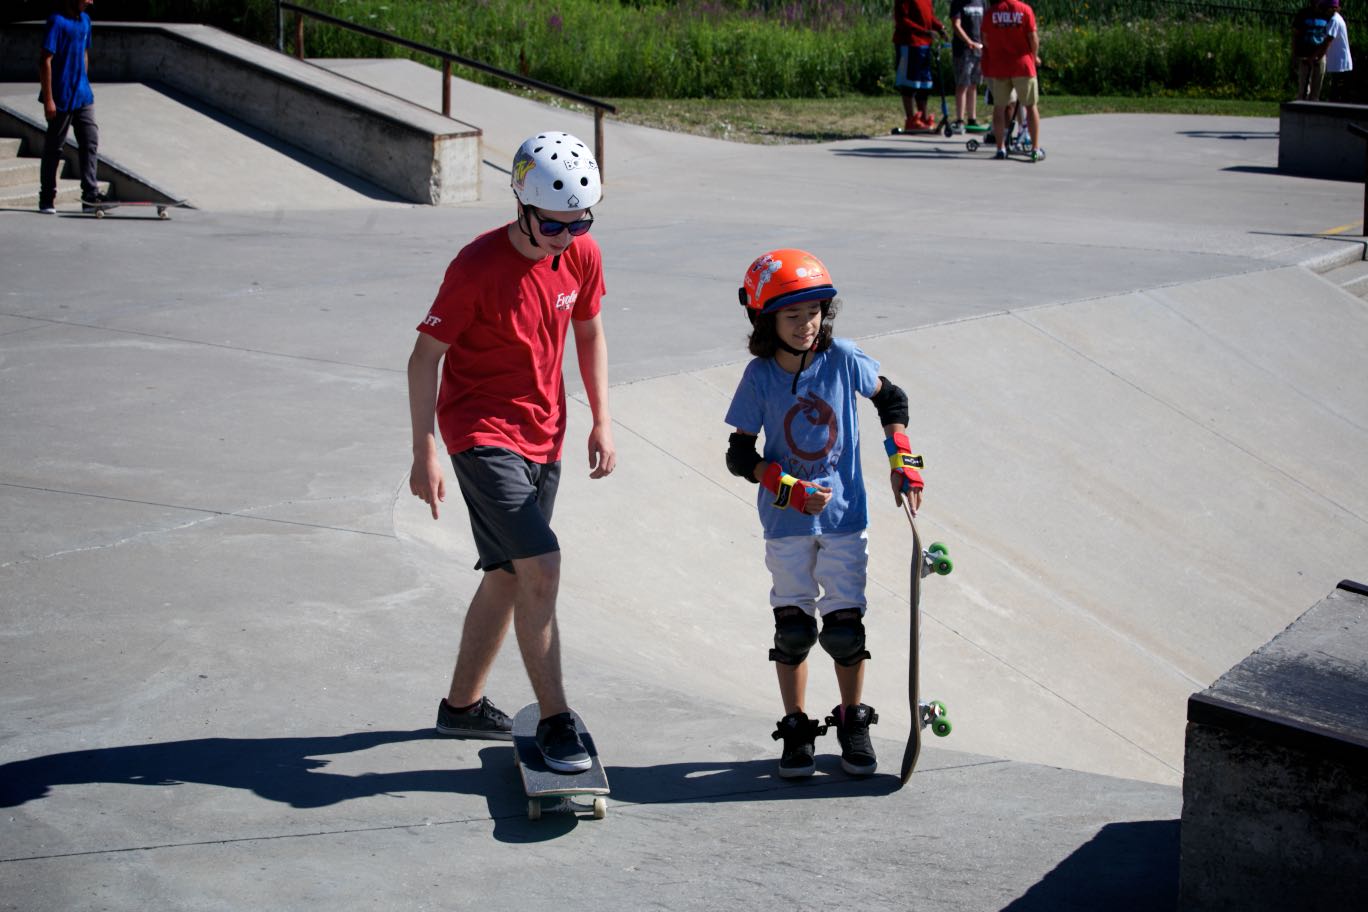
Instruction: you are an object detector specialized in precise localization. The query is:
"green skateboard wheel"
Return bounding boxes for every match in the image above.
[933,718,953,737]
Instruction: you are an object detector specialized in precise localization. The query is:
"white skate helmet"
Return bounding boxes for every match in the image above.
[510,131,601,210]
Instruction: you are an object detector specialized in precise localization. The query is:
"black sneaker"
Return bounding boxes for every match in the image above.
[81,192,110,212]
[536,712,592,773]
[772,711,826,779]
[434,696,512,740]
[827,703,878,776]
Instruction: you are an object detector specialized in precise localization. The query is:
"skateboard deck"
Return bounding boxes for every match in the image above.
[73,200,190,220]
[899,501,954,787]
[512,703,609,820]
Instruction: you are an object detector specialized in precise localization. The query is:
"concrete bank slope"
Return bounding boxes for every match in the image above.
[1,82,1365,908]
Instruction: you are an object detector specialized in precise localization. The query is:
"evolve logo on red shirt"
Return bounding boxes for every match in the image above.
[981,0,1037,78]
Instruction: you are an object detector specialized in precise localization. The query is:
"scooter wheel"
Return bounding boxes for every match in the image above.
[966,139,980,152]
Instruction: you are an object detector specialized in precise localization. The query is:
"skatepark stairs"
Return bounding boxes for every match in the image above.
[0,134,102,209]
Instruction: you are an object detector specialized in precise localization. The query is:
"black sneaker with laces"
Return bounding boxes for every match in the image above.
[827,703,879,776]
[535,712,592,773]
[435,696,512,740]
[772,711,826,779]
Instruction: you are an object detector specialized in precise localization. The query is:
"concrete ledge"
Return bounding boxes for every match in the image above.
[1179,581,1368,911]
[1278,100,1368,182]
[0,99,185,205]
[0,22,480,204]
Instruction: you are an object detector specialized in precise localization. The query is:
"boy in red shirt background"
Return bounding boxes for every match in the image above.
[982,0,1045,162]
[893,0,948,132]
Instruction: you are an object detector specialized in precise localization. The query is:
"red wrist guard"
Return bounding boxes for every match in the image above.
[761,462,810,512]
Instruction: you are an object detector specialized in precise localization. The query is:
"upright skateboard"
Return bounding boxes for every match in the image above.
[900,501,954,786]
[511,703,610,820]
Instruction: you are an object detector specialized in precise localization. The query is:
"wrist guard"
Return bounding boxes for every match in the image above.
[761,462,811,512]
[884,432,925,493]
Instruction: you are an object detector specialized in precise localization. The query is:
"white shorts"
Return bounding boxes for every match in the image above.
[765,530,869,617]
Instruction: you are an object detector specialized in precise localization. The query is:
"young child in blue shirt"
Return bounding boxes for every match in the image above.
[724,249,925,779]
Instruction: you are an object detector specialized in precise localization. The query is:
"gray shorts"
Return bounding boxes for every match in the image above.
[450,446,561,573]
[953,50,982,87]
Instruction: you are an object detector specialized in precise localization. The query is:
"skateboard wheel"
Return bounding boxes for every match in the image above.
[934,556,953,575]
[592,797,607,819]
[933,718,953,737]
[528,799,541,821]
[966,139,980,152]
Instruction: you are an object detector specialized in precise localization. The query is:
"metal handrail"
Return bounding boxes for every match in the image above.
[1350,123,1368,237]
[275,1,615,175]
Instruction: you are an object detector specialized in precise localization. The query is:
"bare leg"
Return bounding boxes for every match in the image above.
[1027,104,1041,150]
[901,90,915,122]
[777,661,809,716]
[955,84,968,122]
[509,551,570,717]
[445,569,517,707]
[993,104,1008,150]
[834,660,865,708]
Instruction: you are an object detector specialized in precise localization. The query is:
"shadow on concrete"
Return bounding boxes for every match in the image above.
[999,819,1180,912]
[1177,130,1279,141]
[606,755,901,805]
[0,729,504,810]
[833,143,972,161]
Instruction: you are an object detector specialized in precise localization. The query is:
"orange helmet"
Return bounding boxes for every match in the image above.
[738,249,837,315]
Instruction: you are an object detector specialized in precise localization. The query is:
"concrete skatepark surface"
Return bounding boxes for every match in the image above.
[2,60,1367,909]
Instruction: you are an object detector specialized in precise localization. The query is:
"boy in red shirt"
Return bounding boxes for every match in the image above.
[982,0,1045,161]
[407,131,616,773]
[893,0,948,132]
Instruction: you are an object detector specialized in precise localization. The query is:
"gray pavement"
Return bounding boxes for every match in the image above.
[2,60,1367,910]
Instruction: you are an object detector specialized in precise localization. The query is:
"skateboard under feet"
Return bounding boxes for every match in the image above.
[511,703,610,820]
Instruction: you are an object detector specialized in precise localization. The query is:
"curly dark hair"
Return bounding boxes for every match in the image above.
[747,298,839,359]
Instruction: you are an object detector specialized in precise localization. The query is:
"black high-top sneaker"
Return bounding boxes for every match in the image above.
[772,711,826,779]
[828,703,878,776]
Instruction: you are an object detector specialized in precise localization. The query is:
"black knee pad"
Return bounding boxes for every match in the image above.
[769,606,818,666]
[819,608,870,667]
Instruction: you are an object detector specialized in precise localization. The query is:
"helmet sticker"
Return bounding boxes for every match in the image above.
[512,151,536,190]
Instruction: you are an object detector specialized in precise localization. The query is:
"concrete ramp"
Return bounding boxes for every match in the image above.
[400,265,1368,786]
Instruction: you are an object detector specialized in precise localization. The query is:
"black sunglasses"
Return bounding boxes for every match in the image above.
[537,210,594,237]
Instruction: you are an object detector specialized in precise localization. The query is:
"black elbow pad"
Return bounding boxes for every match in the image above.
[726,432,763,482]
[870,376,909,427]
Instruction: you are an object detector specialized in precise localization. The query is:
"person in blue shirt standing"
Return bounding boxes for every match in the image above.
[724,248,927,780]
[38,0,103,213]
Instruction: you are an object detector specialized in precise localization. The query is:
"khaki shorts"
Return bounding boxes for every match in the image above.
[990,75,1038,107]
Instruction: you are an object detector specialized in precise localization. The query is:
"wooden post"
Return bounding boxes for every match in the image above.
[295,14,304,60]
[442,60,452,117]
[594,108,605,182]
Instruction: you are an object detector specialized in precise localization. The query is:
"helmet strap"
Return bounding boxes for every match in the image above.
[517,203,541,249]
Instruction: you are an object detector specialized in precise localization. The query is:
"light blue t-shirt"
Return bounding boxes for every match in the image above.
[725,337,881,540]
[40,12,94,113]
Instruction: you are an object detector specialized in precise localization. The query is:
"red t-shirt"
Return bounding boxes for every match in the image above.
[893,0,944,47]
[417,225,604,463]
[981,0,1037,78]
